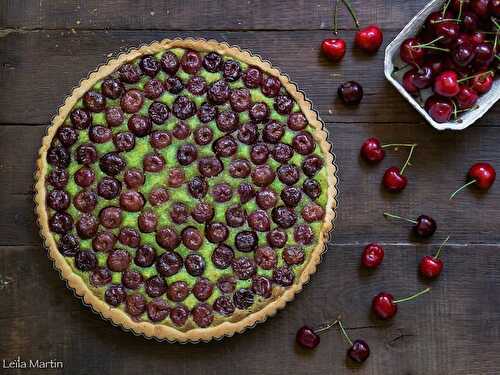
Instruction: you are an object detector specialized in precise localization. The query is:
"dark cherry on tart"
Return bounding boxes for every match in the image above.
[37,40,335,341]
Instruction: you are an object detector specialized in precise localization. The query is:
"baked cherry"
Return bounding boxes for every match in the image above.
[382,143,417,192]
[321,38,346,62]
[355,25,383,53]
[361,243,384,269]
[419,235,450,279]
[450,162,496,199]
[372,288,430,319]
[384,212,437,238]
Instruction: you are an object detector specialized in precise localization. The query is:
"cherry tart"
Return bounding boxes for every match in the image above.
[35,39,337,342]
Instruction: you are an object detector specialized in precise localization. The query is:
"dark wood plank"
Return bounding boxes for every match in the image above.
[0,29,498,126]
[2,122,500,247]
[1,0,425,31]
[1,244,499,375]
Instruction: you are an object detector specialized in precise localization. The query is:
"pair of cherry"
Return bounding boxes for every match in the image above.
[361,137,418,192]
[296,318,370,364]
[321,0,383,62]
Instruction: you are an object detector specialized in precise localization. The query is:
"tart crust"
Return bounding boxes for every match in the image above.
[34,38,338,343]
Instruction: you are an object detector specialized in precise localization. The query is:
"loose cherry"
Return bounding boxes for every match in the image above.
[456,85,479,109]
[355,25,383,53]
[338,81,363,105]
[382,143,417,192]
[449,162,496,199]
[337,319,370,364]
[321,38,346,62]
[434,70,460,97]
[383,212,437,238]
[361,243,384,268]
[360,139,416,164]
[424,95,454,123]
[419,235,450,279]
[372,288,431,320]
[295,318,339,349]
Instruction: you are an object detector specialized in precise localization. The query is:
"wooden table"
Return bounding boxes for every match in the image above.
[1,1,499,374]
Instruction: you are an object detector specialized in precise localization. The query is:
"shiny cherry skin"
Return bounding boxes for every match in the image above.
[452,42,476,67]
[419,256,443,278]
[490,0,500,16]
[469,31,485,47]
[456,85,478,109]
[400,38,425,66]
[382,167,408,192]
[347,339,371,363]
[296,326,320,349]
[402,70,419,96]
[321,38,346,62]
[415,215,437,238]
[434,21,460,45]
[361,243,384,269]
[355,25,383,53]
[471,72,494,94]
[411,66,434,89]
[372,292,397,320]
[471,0,490,18]
[434,70,460,97]
[424,95,453,123]
[360,137,385,163]
[469,162,496,189]
[338,81,363,105]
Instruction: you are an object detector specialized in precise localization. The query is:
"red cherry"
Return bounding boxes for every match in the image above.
[384,212,437,238]
[470,162,496,189]
[361,243,384,268]
[411,66,434,89]
[419,256,444,278]
[296,326,320,349]
[337,320,370,364]
[471,0,490,18]
[360,137,385,163]
[471,71,494,94]
[372,288,431,320]
[456,85,478,109]
[425,10,454,34]
[402,70,420,96]
[424,95,453,123]
[383,167,408,192]
[450,162,496,199]
[434,21,460,46]
[419,235,450,279]
[451,0,471,12]
[469,31,485,47]
[423,54,446,75]
[381,143,417,192]
[321,38,346,62]
[371,292,397,319]
[400,38,425,66]
[489,0,500,16]
[434,70,460,97]
[355,25,383,53]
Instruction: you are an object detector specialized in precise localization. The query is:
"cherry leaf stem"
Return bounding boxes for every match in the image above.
[337,320,353,346]
[333,0,339,34]
[457,70,494,83]
[314,318,339,334]
[381,143,418,149]
[383,212,418,225]
[434,235,451,259]
[400,144,417,175]
[449,179,477,200]
[341,0,360,30]
[394,287,431,304]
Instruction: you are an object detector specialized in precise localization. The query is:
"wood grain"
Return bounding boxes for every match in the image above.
[1,0,500,374]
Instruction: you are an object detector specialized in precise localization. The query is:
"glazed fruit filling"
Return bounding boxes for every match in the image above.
[45,47,328,329]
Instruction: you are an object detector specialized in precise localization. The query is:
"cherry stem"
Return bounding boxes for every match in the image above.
[381,143,418,149]
[341,0,360,30]
[457,70,494,83]
[394,287,431,304]
[314,318,339,334]
[495,54,500,61]
[383,212,418,225]
[458,0,464,20]
[492,17,500,30]
[449,179,477,200]
[452,99,458,121]
[434,235,451,259]
[333,0,339,34]
[337,319,353,346]
[400,143,417,175]
[430,18,462,24]
[414,36,444,48]
[442,0,452,17]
